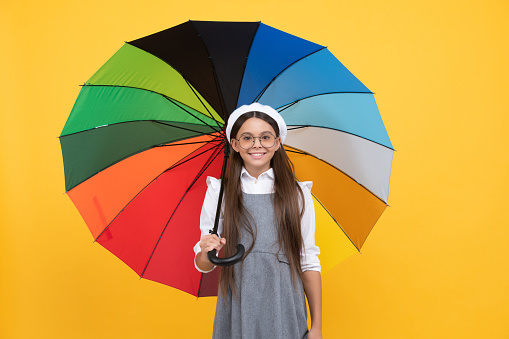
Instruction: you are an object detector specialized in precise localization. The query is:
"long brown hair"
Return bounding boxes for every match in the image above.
[220,111,305,296]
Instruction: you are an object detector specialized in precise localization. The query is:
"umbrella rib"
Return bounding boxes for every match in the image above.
[306,192,361,253]
[139,142,224,279]
[92,141,221,243]
[153,133,223,152]
[162,138,223,173]
[184,79,224,131]
[80,83,219,121]
[253,47,328,103]
[287,125,306,131]
[211,65,227,117]
[284,148,308,155]
[164,97,221,133]
[276,91,375,114]
[152,120,218,136]
[276,100,298,112]
[284,144,389,205]
[190,22,227,117]
[59,118,217,138]
[197,273,206,299]
[233,21,261,109]
[125,42,191,83]
[153,140,211,147]
[284,124,394,151]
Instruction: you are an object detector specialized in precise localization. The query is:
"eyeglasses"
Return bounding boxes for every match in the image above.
[235,133,277,149]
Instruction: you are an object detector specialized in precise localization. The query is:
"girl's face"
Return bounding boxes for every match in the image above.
[231,117,281,178]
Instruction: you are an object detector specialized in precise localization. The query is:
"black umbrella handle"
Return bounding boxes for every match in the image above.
[207,244,245,267]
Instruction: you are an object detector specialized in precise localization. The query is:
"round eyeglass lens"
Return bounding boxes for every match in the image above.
[238,133,276,149]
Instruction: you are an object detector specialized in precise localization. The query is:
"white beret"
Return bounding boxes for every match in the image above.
[226,103,287,143]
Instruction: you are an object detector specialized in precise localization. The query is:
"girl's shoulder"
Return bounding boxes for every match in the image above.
[297,180,313,192]
[206,176,222,193]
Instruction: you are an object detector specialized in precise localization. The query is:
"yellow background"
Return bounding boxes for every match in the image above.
[2,0,508,338]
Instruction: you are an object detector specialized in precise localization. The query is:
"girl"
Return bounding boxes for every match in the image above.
[194,103,322,339]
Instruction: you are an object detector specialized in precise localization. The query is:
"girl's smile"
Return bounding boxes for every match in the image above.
[248,151,267,159]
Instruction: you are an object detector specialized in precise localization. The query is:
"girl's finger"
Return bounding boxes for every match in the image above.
[201,235,219,244]
[213,238,225,251]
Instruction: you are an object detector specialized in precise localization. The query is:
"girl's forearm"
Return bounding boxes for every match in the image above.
[195,251,215,272]
[302,270,322,330]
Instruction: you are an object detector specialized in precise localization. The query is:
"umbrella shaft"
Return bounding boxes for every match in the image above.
[211,144,229,236]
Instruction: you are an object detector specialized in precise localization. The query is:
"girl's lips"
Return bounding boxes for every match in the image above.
[248,152,266,159]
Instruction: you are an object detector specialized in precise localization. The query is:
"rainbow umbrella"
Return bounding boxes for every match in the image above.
[60,20,393,297]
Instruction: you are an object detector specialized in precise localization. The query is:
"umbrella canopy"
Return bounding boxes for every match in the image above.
[60,20,393,297]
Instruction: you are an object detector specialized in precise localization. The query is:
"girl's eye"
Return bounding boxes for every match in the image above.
[261,135,271,140]
[242,136,253,141]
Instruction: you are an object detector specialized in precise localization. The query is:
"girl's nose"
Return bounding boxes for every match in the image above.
[253,137,262,147]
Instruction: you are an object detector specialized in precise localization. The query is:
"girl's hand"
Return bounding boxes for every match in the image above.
[195,235,226,272]
[307,327,323,339]
[199,234,226,257]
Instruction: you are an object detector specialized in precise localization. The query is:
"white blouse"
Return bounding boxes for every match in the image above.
[193,167,321,273]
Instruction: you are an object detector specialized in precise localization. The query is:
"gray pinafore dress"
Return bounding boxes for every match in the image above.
[212,193,308,339]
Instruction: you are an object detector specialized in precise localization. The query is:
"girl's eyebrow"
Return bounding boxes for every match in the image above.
[240,131,273,136]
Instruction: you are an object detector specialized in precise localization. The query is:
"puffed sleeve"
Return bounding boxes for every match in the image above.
[193,176,223,273]
[298,181,321,272]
